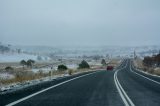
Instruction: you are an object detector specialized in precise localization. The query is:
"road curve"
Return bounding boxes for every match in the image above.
[1,59,160,106]
[117,59,160,106]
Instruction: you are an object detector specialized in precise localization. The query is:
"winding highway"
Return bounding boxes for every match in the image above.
[1,59,160,106]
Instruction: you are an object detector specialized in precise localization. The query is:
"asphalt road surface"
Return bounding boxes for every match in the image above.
[1,59,160,106]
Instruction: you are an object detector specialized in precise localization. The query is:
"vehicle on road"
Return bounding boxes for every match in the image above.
[106,66,114,71]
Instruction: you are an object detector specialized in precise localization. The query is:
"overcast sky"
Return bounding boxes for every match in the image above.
[0,0,160,46]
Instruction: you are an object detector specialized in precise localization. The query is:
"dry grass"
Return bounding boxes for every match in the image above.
[133,58,143,69]
[133,58,160,76]
[0,59,101,86]
[0,70,49,85]
[0,66,95,85]
[153,68,160,76]
[108,59,121,67]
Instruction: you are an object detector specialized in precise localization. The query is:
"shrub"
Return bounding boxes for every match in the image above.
[58,64,68,71]
[79,60,90,69]
[5,66,14,71]
[68,69,73,75]
[101,59,107,66]
[143,53,160,67]
[26,59,35,68]
[20,60,27,69]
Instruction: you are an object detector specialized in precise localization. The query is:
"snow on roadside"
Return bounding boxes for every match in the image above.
[31,64,78,73]
[0,73,69,94]
[136,68,160,78]
[154,67,160,71]
[67,64,78,69]
[0,69,94,94]
[0,73,15,80]
[32,67,52,73]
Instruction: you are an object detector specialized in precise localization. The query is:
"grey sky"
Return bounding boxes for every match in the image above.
[0,0,160,46]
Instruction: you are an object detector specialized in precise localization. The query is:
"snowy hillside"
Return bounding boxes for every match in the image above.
[0,53,38,62]
[0,43,50,62]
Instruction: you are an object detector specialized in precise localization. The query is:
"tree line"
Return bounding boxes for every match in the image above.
[58,59,107,71]
[20,59,35,69]
[0,45,10,53]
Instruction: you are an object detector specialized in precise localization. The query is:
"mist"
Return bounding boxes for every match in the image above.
[1,0,160,47]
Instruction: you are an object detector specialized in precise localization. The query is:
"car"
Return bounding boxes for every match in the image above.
[106,66,114,71]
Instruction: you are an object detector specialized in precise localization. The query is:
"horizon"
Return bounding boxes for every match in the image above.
[1,42,160,48]
[1,41,160,48]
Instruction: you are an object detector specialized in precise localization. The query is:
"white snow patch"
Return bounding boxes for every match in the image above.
[32,67,52,73]
[0,73,15,80]
[154,68,160,71]
[67,64,78,69]
[31,64,78,73]
[0,53,37,62]
[0,69,94,94]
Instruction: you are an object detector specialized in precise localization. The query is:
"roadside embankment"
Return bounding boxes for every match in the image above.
[133,58,160,76]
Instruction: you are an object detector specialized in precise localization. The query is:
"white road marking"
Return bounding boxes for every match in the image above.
[114,60,135,106]
[114,71,129,106]
[132,64,160,78]
[137,69,160,78]
[130,61,160,85]
[6,71,99,106]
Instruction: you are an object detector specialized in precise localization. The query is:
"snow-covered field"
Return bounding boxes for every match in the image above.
[31,64,78,73]
[0,69,94,94]
[0,53,38,62]
[32,67,55,73]
[67,64,78,69]
[0,75,62,94]
[0,73,15,80]
[0,52,51,63]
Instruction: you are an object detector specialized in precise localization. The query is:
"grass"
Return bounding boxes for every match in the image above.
[0,59,117,86]
[0,70,49,85]
[0,67,95,85]
[133,58,160,76]
[153,68,160,76]
[108,58,121,67]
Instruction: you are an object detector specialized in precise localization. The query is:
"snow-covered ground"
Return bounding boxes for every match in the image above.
[66,64,78,69]
[32,67,55,73]
[0,75,60,94]
[0,69,94,94]
[31,64,78,73]
[88,60,110,66]
[0,53,37,62]
[0,73,15,80]
[0,53,51,62]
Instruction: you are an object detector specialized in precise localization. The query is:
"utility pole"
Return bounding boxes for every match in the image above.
[134,50,137,59]
[50,65,53,80]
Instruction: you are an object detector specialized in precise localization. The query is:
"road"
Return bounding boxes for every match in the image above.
[117,60,160,106]
[1,59,160,106]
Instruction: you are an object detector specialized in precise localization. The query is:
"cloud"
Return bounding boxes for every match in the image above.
[0,0,160,46]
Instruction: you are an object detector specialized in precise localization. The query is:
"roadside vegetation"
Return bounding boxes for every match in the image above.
[0,59,93,86]
[58,64,68,71]
[78,60,90,69]
[5,66,14,71]
[0,58,121,88]
[134,53,160,76]
[20,59,35,69]
[101,59,107,66]
[107,59,121,68]
[143,53,160,67]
